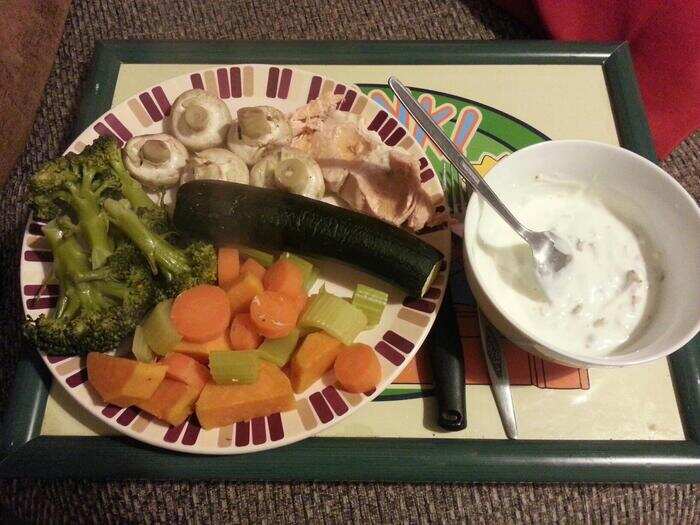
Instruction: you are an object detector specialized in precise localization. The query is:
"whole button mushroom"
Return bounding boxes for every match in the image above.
[227,106,292,166]
[181,148,250,185]
[122,133,189,188]
[250,146,324,199]
[170,89,232,151]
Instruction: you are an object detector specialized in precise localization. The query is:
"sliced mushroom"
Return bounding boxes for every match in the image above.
[250,147,324,198]
[227,106,292,166]
[181,148,249,185]
[170,89,232,151]
[122,133,188,188]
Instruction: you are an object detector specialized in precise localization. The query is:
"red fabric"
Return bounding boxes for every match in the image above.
[496,0,700,159]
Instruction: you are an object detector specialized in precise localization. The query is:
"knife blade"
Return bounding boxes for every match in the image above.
[477,309,518,439]
[429,288,467,431]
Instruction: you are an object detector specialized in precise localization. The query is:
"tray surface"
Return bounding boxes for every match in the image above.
[2,41,698,482]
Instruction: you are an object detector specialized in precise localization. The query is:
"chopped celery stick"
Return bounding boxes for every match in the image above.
[239,247,275,268]
[141,300,182,356]
[131,325,155,363]
[299,291,367,345]
[257,328,301,367]
[352,284,388,328]
[304,266,319,292]
[210,350,260,385]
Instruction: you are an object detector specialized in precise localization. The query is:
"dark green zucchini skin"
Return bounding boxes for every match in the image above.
[174,181,443,297]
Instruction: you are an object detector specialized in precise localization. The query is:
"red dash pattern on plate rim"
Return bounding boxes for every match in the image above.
[309,391,334,423]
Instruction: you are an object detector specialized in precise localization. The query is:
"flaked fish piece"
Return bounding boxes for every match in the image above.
[290,98,434,231]
[389,152,434,231]
[290,93,344,136]
[339,171,416,226]
[338,151,434,229]
[292,111,387,192]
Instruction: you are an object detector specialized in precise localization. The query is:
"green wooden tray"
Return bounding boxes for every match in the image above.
[2,41,699,482]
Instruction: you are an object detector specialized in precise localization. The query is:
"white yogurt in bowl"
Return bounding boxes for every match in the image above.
[473,176,661,356]
[463,140,700,368]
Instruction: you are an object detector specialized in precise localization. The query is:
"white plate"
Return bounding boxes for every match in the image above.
[20,64,450,454]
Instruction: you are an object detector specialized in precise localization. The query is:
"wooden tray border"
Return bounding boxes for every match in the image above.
[2,40,698,482]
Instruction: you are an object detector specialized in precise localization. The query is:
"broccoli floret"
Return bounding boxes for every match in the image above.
[30,152,114,269]
[91,136,155,211]
[23,218,158,356]
[103,198,216,297]
[137,203,171,235]
[28,137,157,269]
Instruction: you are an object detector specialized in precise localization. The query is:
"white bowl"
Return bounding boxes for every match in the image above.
[463,140,700,368]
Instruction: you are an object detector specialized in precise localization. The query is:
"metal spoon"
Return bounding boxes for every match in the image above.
[388,77,573,288]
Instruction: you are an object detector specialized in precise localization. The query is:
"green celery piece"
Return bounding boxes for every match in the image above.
[303,267,319,292]
[299,291,367,345]
[352,284,388,328]
[141,299,182,356]
[209,350,260,385]
[239,247,275,268]
[131,325,156,363]
[257,328,301,367]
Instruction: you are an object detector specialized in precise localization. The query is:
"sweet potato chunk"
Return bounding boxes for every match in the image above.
[161,352,211,394]
[195,361,295,429]
[172,332,232,362]
[136,378,199,427]
[290,332,342,393]
[87,352,166,408]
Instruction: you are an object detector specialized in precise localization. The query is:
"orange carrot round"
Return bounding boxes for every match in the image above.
[240,258,267,281]
[250,291,299,339]
[288,293,308,315]
[229,313,263,351]
[171,284,231,343]
[217,247,240,289]
[263,259,303,297]
[334,344,381,393]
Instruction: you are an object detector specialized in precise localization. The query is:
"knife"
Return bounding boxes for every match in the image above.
[477,309,518,439]
[429,287,467,431]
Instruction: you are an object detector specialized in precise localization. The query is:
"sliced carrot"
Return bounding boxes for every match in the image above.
[263,259,303,297]
[226,272,264,314]
[217,247,240,289]
[229,313,264,351]
[334,343,381,394]
[171,285,232,343]
[250,291,299,339]
[240,258,266,281]
[288,293,308,315]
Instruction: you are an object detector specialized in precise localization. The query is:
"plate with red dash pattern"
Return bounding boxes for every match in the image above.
[20,65,450,454]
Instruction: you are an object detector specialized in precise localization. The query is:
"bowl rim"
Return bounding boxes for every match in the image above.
[463,139,700,367]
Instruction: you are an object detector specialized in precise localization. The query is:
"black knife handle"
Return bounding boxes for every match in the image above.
[429,288,467,431]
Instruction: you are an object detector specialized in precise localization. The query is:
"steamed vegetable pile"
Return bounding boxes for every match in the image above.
[86,248,388,429]
[23,137,216,356]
